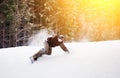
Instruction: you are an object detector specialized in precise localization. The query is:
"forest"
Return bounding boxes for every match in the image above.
[0,0,120,48]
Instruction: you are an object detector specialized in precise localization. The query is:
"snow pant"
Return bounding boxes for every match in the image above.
[33,41,52,60]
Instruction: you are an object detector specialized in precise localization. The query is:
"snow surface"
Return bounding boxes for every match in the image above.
[0,40,120,78]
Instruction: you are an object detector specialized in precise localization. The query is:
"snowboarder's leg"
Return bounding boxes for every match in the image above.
[30,48,45,63]
[46,47,52,55]
[33,51,42,60]
[33,48,45,60]
[43,41,52,55]
[30,41,51,63]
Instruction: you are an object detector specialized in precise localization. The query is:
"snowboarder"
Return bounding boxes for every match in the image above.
[30,34,69,63]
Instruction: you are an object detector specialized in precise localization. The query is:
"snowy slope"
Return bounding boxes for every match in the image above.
[0,40,120,78]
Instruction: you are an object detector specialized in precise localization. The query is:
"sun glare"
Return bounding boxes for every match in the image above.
[51,0,120,40]
[71,0,120,40]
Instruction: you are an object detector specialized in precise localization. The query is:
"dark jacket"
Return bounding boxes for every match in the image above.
[47,35,63,47]
[47,35,69,52]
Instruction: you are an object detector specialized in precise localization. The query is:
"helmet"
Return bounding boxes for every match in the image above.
[58,35,64,39]
[58,35,64,42]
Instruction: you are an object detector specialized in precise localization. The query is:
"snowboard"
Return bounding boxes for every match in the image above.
[29,56,35,63]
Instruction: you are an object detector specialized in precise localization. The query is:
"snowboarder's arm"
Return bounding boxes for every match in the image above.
[59,43,69,53]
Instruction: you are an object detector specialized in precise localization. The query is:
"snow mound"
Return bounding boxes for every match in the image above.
[0,40,120,78]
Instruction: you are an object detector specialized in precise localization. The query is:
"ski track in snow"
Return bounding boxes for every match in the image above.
[0,40,120,78]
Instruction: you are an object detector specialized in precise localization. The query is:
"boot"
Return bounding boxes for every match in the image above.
[33,51,43,60]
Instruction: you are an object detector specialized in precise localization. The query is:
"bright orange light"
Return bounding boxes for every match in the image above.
[54,0,120,40]
[73,0,120,40]
[76,0,120,26]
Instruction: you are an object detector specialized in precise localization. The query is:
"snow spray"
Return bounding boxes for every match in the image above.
[28,29,51,46]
